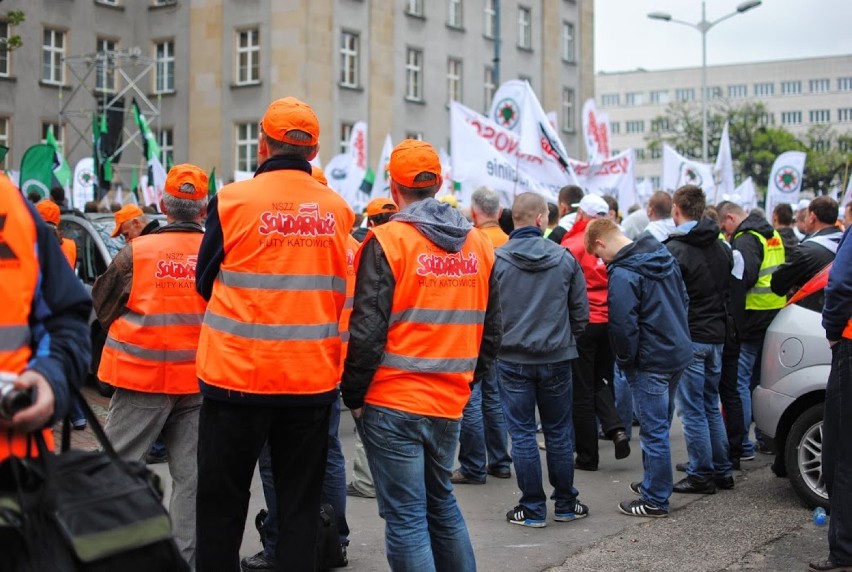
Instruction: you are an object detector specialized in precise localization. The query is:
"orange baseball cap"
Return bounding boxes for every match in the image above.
[164,164,209,201]
[260,97,320,146]
[388,139,443,189]
[111,204,144,237]
[366,197,399,217]
[35,200,61,226]
[312,165,328,186]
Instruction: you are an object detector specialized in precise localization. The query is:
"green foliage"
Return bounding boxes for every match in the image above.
[0,10,25,52]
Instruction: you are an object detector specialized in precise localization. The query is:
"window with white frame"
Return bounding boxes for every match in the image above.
[517,6,531,49]
[625,92,644,106]
[561,21,574,62]
[447,58,462,104]
[809,109,830,124]
[635,148,646,162]
[96,38,116,93]
[447,0,463,28]
[339,122,353,154]
[675,88,694,102]
[600,93,619,107]
[813,139,830,152]
[406,0,423,17]
[651,118,670,132]
[838,77,852,91]
[0,22,9,77]
[609,121,619,135]
[155,40,175,93]
[42,28,65,85]
[0,117,9,169]
[158,128,174,167]
[754,82,773,96]
[484,0,496,39]
[236,28,260,85]
[235,122,258,172]
[340,31,359,88]
[727,84,747,99]
[706,86,722,100]
[625,120,644,133]
[780,111,802,125]
[651,147,662,160]
[839,108,852,123]
[41,122,63,151]
[650,176,661,188]
[561,87,575,132]
[483,66,495,113]
[405,47,423,101]
[757,112,774,126]
[650,90,669,104]
[780,81,801,95]
[809,79,830,93]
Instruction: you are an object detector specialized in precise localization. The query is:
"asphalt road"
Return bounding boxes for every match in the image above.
[74,387,828,571]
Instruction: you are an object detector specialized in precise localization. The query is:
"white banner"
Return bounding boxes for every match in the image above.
[451,101,571,207]
[713,121,735,204]
[766,150,807,218]
[436,147,456,201]
[72,158,96,209]
[721,176,757,212]
[636,177,654,206]
[373,134,393,198]
[568,149,636,212]
[581,99,611,163]
[326,121,370,211]
[662,145,716,198]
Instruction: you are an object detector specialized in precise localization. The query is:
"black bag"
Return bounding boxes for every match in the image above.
[0,385,189,572]
[254,503,343,571]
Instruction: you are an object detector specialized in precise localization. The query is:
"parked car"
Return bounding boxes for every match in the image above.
[753,264,833,509]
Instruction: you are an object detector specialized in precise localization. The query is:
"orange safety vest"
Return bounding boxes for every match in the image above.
[339,234,361,375]
[843,319,852,340]
[365,221,494,419]
[60,237,77,269]
[98,232,206,394]
[0,175,53,460]
[196,168,355,395]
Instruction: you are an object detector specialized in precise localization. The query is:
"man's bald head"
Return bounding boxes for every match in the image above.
[511,193,548,229]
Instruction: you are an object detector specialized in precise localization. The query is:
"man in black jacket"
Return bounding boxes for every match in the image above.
[771,196,842,297]
[665,186,734,495]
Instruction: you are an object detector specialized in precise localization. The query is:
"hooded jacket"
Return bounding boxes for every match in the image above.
[731,212,784,342]
[562,218,609,323]
[340,198,502,410]
[607,234,691,373]
[664,217,733,344]
[770,226,842,297]
[823,229,852,341]
[495,226,589,364]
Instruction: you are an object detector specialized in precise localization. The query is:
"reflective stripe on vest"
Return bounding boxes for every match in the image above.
[736,229,787,311]
[97,231,206,394]
[196,170,355,395]
[0,175,52,460]
[365,220,494,419]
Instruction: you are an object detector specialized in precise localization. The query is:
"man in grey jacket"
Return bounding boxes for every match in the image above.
[494,192,590,528]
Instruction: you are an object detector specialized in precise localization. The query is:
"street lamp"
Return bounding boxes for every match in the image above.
[648,1,762,162]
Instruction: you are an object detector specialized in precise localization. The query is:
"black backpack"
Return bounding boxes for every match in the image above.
[254,502,343,571]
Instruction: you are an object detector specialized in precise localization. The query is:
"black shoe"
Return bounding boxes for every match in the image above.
[487,466,512,479]
[715,475,735,490]
[618,499,667,518]
[612,430,630,460]
[332,545,348,568]
[673,476,716,495]
[241,551,275,571]
[675,462,689,473]
[808,559,852,571]
[629,481,642,496]
[450,469,485,485]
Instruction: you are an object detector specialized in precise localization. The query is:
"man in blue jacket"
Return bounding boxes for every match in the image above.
[585,218,691,518]
[494,192,590,528]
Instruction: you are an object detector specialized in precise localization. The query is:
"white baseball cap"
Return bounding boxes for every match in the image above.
[572,194,610,217]
[796,199,811,211]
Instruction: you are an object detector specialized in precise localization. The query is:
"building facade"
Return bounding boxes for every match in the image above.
[0,0,592,190]
[595,55,852,188]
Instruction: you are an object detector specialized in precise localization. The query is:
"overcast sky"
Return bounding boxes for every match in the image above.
[594,0,852,73]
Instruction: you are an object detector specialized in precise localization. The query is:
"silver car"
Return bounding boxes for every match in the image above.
[753,264,832,509]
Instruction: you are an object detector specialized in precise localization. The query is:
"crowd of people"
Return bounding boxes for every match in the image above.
[1,94,851,572]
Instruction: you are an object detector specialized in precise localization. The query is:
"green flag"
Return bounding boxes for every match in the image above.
[131,100,167,197]
[99,113,112,182]
[208,167,218,196]
[130,166,139,200]
[0,146,8,166]
[18,144,56,200]
[359,167,375,196]
[46,126,72,190]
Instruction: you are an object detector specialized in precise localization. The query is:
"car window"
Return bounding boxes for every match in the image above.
[794,290,825,314]
[58,220,89,280]
[92,222,126,260]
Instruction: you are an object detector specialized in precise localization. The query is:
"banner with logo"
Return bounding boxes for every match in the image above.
[326,121,369,211]
[765,150,807,218]
[662,145,716,198]
[581,99,611,163]
[568,149,636,212]
[451,101,572,207]
[713,121,735,203]
[18,144,55,200]
[72,158,97,208]
[373,134,393,198]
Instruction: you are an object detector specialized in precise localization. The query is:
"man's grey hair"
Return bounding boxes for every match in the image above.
[163,184,207,222]
[471,186,501,218]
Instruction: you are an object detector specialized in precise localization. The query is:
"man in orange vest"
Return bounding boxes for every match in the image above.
[111,204,159,241]
[34,199,76,269]
[341,140,501,571]
[194,97,354,572]
[92,164,209,567]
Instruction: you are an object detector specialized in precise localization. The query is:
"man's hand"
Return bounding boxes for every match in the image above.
[5,371,55,433]
[350,407,363,420]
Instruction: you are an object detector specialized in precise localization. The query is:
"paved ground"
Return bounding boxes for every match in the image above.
[64,385,829,571]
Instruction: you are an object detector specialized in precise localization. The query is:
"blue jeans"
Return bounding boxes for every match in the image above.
[497,360,579,520]
[674,343,732,480]
[736,340,762,457]
[614,365,634,440]
[625,368,683,510]
[258,398,350,559]
[362,404,476,572]
[457,368,511,480]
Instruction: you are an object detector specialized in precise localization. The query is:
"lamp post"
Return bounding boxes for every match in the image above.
[648,0,762,163]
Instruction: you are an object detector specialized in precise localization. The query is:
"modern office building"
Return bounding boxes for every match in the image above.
[0,0,593,187]
[595,55,852,187]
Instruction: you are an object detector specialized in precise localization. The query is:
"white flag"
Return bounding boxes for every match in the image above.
[326,121,370,211]
[724,176,757,212]
[765,151,807,219]
[636,177,654,206]
[436,147,456,201]
[713,121,735,204]
[581,99,612,163]
[841,173,852,209]
[568,149,636,212]
[143,155,167,207]
[373,134,393,198]
[662,145,716,198]
[72,158,96,209]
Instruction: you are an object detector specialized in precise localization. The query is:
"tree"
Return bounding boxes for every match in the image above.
[0,10,25,53]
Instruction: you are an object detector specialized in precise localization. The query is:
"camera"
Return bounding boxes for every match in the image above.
[0,372,33,421]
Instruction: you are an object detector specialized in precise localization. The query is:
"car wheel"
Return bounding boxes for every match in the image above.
[784,403,828,509]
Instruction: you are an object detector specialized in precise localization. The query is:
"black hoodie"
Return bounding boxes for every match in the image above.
[731,212,782,342]
[664,218,733,344]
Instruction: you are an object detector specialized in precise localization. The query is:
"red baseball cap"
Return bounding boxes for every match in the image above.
[261,97,320,146]
[388,140,443,189]
[164,164,208,201]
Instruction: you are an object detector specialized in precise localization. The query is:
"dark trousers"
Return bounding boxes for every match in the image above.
[823,339,852,565]
[718,339,744,462]
[196,398,331,572]
[572,322,624,467]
